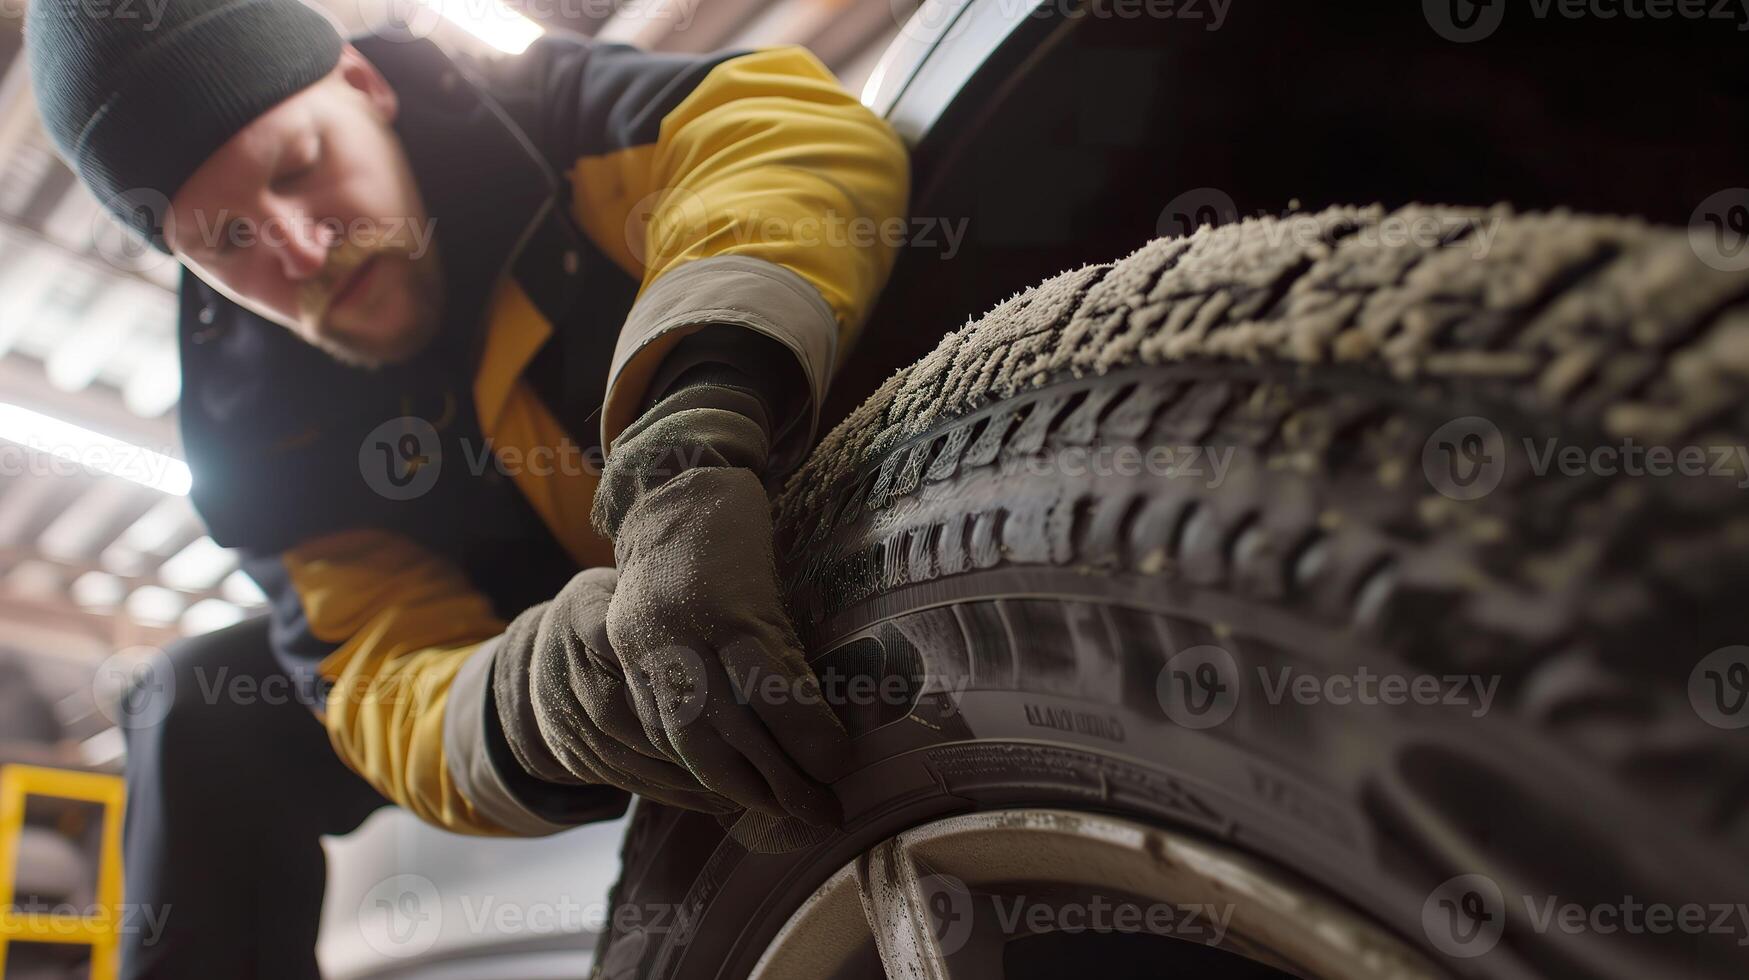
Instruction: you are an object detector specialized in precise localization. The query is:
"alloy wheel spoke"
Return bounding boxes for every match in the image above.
[853,837,1006,980]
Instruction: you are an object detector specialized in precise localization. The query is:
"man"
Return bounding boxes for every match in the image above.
[24,0,909,974]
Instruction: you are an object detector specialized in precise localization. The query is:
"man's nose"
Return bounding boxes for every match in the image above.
[266,206,337,280]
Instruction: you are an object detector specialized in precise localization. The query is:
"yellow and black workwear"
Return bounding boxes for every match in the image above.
[177,32,908,835]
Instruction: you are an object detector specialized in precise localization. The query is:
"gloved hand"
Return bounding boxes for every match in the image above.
[491,565,740,815]
[591,375,853,827]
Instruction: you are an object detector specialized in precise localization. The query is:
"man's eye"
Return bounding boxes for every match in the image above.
[272,137,323,189]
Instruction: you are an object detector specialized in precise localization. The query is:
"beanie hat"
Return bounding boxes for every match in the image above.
[25,0,345,253]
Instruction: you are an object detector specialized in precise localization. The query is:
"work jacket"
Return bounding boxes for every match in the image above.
[176,30,909,835]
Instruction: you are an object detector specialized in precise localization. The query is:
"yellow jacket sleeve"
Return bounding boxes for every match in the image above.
[245,529,628,836]
[549,45,909,472]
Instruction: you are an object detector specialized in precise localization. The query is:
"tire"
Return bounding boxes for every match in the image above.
[600,205,1749,980]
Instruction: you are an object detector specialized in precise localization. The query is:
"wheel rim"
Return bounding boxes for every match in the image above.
[748,809,1444,980]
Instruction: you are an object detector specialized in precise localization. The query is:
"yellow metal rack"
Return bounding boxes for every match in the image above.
[0,765,126,980]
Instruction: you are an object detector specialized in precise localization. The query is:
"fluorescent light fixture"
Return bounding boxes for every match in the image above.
[71,570,126,609]
[408,0,543,54]
[158,535,235,591]
[47,286,146,393]
[120,497,196,553]
[80,727,127,768]
[40,480,142,561]
[0,402,191,495]
[5,559,63,600]
[181,598,247,635]
[99,542,148,577]
[126,585,185,626]
[221,569,267,606]
[123,346,182,418]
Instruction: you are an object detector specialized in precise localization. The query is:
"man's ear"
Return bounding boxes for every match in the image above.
[334,44,398,124]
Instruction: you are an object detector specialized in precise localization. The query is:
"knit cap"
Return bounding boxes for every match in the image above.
[25,0,345,252]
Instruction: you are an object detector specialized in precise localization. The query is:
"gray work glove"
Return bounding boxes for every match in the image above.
[492,565,740,815]
[591,377,852,828]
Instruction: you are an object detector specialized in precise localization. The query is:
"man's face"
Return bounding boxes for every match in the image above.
[167,45,443,369]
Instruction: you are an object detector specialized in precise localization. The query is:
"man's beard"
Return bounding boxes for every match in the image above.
[300,238,444,369]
